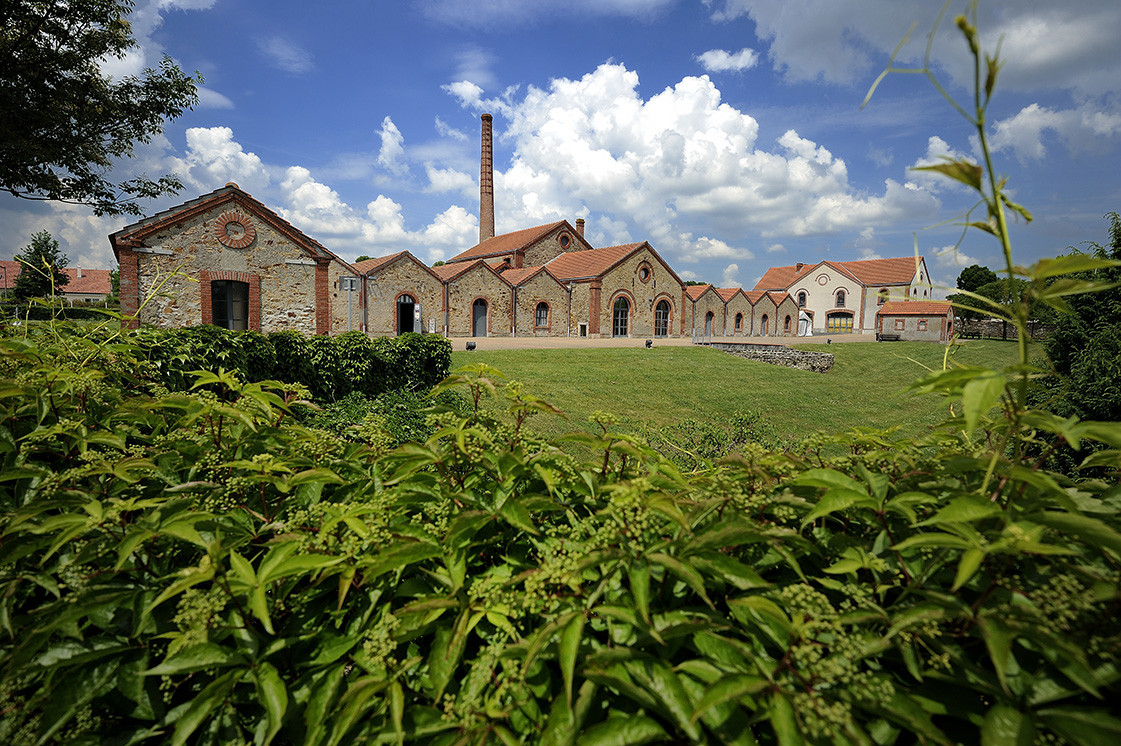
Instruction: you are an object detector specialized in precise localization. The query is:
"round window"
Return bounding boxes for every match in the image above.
[215,210,256,249]
[559,233,571,249]
[639,266,650,282]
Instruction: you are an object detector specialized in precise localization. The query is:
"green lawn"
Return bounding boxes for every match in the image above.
[450,340,1022,441]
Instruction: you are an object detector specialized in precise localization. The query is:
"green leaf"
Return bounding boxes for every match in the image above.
[691,552,769,590]
[692,674,768,722]
[168,670,241,746]
[952,548,986,591]
[627,561,651,626]
[575,715,666,746]
[1030,254,1121,279]
[1038,707,1121,746]
[978,615,1013,693]
[499,497,540,535]
[144,643,237,676]
[962,371,1005,433]
[646,552,713,608]
[768,691,804,746]
[253,662,288,744]
[982,704,1034,746]
[1029,511,1121,555]
[912,159,983,191]
[922,494,1003,525]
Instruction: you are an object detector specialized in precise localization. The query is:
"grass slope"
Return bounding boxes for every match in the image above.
[450,340,1021,441]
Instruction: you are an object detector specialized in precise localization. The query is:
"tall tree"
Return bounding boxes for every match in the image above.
[946,264,1000,322]
[0,0,199,215]
[13,230,69,299]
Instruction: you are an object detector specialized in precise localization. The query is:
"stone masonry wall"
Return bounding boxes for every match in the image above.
[365,259,443,336]
[513,272,571,337]
[599,248,684,338]
[445,264,512,336]
[706,342,834,373]
[523,227,579,267]
[134,204,321,334]
[724,294,753,336]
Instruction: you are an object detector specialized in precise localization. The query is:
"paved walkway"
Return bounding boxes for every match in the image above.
[447,333,873,350]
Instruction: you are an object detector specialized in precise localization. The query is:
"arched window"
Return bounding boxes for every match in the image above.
[797,291,806,308]
[612,296,630,337]
[836,290,846,308]
[211,280,249,330]
[704,311,715,336]
[397,294,417,335]
[761,314,769,336]
[734,312,743,332]
[654,300,670,337]
[826,312,853,334]
[877,289,888,305]
[535,302,549,327]
[784,315,791,333]
[472,298,488,337]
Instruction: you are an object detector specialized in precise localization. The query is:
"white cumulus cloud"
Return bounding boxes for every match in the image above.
[696,48,760,73]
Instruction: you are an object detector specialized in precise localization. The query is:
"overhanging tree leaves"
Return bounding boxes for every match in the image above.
[0,0,199,215]
[13,230,69,299]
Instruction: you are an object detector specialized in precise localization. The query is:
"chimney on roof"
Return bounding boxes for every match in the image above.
[575,218,585,237]
[480,113,495,243]
[77,268,83,278]
[795,263,805,272]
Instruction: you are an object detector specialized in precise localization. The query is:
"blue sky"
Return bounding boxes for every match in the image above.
[3,0,1120,293]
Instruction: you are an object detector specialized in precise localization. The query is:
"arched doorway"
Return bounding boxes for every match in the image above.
[761,314,769,336]
[654,300,670,337]
[704,311,715,336]
[397,294,416,335]
[472,298,488,337]
[612,296,630,337]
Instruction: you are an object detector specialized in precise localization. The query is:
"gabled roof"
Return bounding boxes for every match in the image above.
[685,284,712,301]
[878,300,951,316]
[767,291,791,306]
[431,259,513,286]
[353,251,441,282]
[501,264,563,287]
[841,257,924,285]
[63,268,112,295]
[447,221,586,264]
[109,183,342,265]
[716,287,745,302]
[755,256,924,291]
[743,290,771,305]
[546,242,642,281]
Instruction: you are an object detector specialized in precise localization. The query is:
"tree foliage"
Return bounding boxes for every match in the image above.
[12,230,69,300]
[956,264,999,293]
[0,0,199,215]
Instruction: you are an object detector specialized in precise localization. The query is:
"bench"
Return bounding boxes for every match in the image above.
[877,332,902,342]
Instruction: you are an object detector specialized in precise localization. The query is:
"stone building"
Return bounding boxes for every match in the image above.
[687,285,726,337]
[354,251,442,335]
[876,300,954,343]
[110,184,361,334]
[755,257,932,336]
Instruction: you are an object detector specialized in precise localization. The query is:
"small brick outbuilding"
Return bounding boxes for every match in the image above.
[876,300,954,343]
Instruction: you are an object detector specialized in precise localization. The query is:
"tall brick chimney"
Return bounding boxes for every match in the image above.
[479,113,495,243]
[575,218,585,237]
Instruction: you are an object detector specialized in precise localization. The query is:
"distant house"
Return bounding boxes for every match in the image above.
[0,260,113,302]
[755,257,933,335]
[876,301,954,343]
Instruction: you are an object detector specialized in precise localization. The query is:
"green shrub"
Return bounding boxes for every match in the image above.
[268,329,317,390]
[239,329,277,383]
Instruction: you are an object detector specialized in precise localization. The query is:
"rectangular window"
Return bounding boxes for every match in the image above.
[535,303,548,327]
[212,280,249,330]
[918,319,928,331]
[894,319,905,331]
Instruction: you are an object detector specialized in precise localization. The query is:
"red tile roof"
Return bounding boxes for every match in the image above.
[62,268,112,295]
[546,243,642,281]
[0,260,21,291]
[743,290,770,304]
[446,222,565,264]
[430,259,513,286]
[878,300,952,316]
[500,265,562,287]
[755,256,924,290]
[766,291,790,306]
[353,252,408,275]
[685,284,713,300]
[841,257,923,285]
[716,287,743,302]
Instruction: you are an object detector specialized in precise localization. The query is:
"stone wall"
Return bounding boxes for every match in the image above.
[132,204,324,334]
[599,248,685,338]
[445,263,512,337]
[705,342,834,373]
[365,258,443,336]
[512,272,570,336]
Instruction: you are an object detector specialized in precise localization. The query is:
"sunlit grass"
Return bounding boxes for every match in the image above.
[450,340,1022,442]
